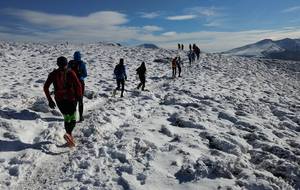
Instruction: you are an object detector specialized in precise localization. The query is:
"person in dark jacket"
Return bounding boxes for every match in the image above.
[193,45,201,60]
[136,62,146,90]
[177,56,182,77]
[172,57,177,78]
[69,51,87,122]
[114,58,127,97]
[188,50,195,65]
[44,56,82,147]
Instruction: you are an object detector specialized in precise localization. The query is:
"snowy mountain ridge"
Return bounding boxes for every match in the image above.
[224,38,300,61]
[136,43,159,49]
[0,41,299,190]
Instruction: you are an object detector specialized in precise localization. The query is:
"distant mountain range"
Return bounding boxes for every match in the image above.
[224,38,300,61]
[137,43,159,49]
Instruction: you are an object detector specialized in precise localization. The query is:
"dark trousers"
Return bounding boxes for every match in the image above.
[79,80,85,119]
[116,79,125,97]
[172,67,176,77]
[56,100,77,135]
[137,75,145,90]
[178,66,181,77]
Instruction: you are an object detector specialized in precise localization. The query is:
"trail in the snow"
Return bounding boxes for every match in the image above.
[0,42,299,190]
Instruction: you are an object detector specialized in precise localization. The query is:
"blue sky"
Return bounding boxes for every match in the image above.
[0,0,300,52]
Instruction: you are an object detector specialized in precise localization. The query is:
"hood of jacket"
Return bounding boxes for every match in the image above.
[74,51,81,61]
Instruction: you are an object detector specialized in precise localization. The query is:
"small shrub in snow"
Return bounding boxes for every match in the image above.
[218,111,238,123]
[84,90,97,99]
[29,97,50,113]
[3,132,18,140]
[175,158,234,183]
[206,135,242,156]
[159,125,173,137]
[117,176,130,190]
[168,113,205,129]
[153,58,170,64]
[108,149,129,164]
[0,120,12,131]
[9,166,19,177]
[161,93,177,105]
[116,164,133,175]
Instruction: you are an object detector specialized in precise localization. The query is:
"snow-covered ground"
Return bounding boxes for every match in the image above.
[0,42,299,190]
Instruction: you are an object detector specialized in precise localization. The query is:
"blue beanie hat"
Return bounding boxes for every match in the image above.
[73,51,81,61]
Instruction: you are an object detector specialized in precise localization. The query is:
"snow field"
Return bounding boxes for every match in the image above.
[0,42,299,190]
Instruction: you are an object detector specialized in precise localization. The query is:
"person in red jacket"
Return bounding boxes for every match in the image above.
[43,56,82,147]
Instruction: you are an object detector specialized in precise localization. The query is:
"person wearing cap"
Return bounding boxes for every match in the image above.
[43,56,82,147]
[70,51,87,122]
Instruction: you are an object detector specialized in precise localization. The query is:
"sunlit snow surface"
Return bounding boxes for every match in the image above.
[0,42,299,190]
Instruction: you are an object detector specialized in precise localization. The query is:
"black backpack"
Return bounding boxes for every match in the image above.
[69,60,83,78]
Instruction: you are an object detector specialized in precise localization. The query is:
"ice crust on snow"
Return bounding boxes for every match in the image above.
[0,41,299,190]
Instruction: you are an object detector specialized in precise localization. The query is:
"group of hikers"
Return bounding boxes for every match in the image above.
[44,43,200,147]
[188,44,201,65]
[43,52,147,146]
[112,58,147,97]
[177,43,184,50]
[178,43,201,64]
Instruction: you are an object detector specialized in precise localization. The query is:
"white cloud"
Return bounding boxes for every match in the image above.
[4,9,128,29]
[204,21,221,27]
[282,6,300,13]
[166,15,197,21]
[187,7,220,17]
[1,9,300,52]
[142,25,163,32]
[161,31,177,36]
[140,12,160,19]
[165,7,223,25]
[1,9,142,42]
[283,26,296,30]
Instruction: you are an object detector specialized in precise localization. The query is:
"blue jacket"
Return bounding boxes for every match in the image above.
[114,64,127,80]
[73,51,87,81]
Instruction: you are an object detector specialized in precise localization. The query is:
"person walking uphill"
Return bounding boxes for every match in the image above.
[43,56,82,147]
[172,57,177,78]
[114,58,127,97]
[193,44,201,60]
[70,51,87,122]
[136,62,146,91]
[177,56,182,77]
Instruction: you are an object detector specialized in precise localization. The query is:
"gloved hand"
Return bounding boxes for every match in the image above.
[48,99,56,109]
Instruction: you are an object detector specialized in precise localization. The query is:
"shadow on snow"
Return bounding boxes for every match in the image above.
[0,140,68,155]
